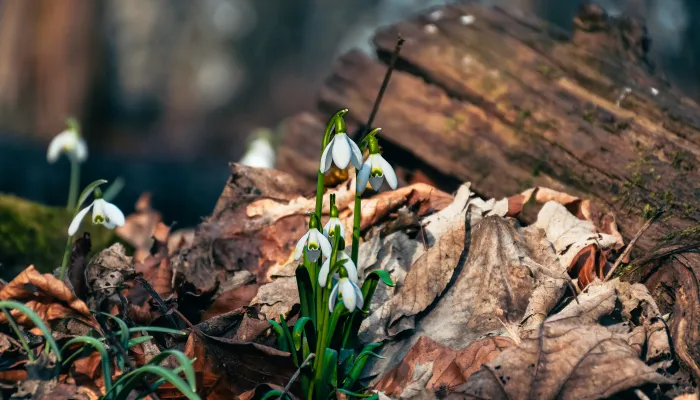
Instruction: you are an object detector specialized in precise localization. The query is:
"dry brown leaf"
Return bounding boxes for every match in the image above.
[386,221,465,330]
[0,369,27,381]
[115,192,162,263]
[202,282,261,321]
[535,201,623,283]
[183,315,296,398]
[0,265,98,331]
[449,280,672,400]
[364,216,568,383]
[375,336,514,396]
[567,243,609,289]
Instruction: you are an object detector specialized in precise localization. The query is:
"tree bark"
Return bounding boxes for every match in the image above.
[276,2,700,381]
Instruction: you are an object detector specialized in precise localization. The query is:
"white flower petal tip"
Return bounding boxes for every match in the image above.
[47,130,87,163]
[294,231,311,260]
[68,203,93,236]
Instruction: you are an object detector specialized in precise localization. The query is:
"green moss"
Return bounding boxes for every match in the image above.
[641,203,657,220]
[663,224,700,241]
[0,195,116,277]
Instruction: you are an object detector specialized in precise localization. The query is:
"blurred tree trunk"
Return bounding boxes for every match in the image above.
[0,0,98,138]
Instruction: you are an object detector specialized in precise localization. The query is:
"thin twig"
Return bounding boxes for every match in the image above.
[281,353,315,400]
[604,207,665,281]
[354,36,405,142]
[135,277,179,329]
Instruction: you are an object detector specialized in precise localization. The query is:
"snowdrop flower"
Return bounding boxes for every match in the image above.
[320,118,362,173]
[68,189,125,235]
[318,251,357,288]
[47,126,87,163]
[239,129,275,168]
[356,136,397,194]
[329,277,364,313]
[323,199,344,240]
[294,217,332,263]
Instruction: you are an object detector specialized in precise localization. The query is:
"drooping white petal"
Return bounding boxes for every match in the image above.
[47,131,76,163]
[102,201,125,228]
[294,231,311,260]
[356,162,371,194]
[68,202,93,235]
[340,253,358,283]
[328,282,340,313]
[348,136,363,169]
[339,278,356,311]
[331,134,352,169]
[378,155,398,189]
[352,280,364,310]
[92,199,106,223]
[103,221,117,229]
[316,229,332,257]
[320,138,334,173]
[323,219,332,238]
[368,154,385,190]
[318,258,331,288]
[75,138,88,162]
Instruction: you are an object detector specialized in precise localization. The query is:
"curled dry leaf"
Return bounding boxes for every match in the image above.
[375,336,514,396]
[450,279,672,400]
[535,201,623,287]
[0,265,98,333]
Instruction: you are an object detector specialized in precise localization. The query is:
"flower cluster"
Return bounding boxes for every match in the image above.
[294,117,396,313]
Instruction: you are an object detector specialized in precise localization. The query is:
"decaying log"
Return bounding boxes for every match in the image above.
[276,2,700,383]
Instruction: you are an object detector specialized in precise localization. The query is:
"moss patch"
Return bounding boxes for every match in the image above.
[0,194,117,278]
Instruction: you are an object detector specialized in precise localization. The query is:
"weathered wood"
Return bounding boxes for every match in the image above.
[276,2,700,381]
[280,3,700,255]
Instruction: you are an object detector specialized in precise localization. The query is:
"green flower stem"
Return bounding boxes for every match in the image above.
[58,235,73,281]
[351,192,362,265]
[2,308,34,361]
[313,231,341,397]
[67,156,80,210]
[314,171,325,228]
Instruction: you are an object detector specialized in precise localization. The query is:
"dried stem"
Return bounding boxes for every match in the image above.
[605,207,665,281]
[354,35,405,142]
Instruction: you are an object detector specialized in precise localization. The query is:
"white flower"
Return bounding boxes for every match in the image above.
[323,217,345,240]
[47,129,87,163]
[240,137,275,169]
[329,277,364,312]
[320,133,362,173]
[294,228,331,263]
[318,251,357,288]
[68,198,125,236]
[356,153,398,194]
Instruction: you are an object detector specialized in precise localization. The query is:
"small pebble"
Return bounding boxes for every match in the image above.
[460,15,475,25]
[650,87,659,96]
[429,10,443,21]
[424,24,438,34]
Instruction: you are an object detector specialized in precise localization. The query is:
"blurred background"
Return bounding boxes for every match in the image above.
[0,0,699,227]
